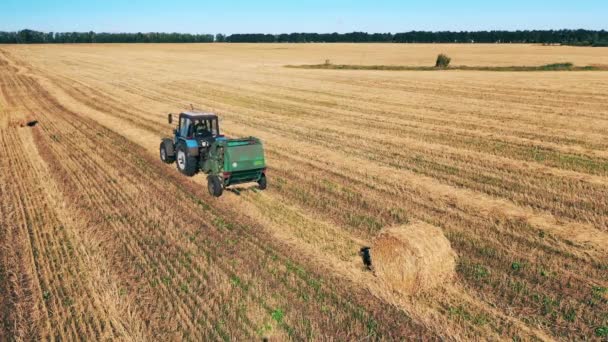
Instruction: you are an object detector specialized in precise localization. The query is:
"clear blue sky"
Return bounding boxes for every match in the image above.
[1,0,606,34]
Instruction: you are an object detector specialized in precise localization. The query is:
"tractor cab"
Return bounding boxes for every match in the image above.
[170,112,220,141]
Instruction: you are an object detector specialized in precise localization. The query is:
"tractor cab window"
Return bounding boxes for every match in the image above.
[209,119,219,136]
[207,119,220,137]
[192,119,213,138]
[179,117,191,137]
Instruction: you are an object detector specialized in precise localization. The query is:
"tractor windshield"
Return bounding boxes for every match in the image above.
[190,118,219,138]
[209,118,219,135]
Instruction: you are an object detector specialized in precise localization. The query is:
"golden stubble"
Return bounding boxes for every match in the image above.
[1,43,607,340]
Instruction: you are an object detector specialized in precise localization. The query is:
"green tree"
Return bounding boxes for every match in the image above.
[435,54,451,68]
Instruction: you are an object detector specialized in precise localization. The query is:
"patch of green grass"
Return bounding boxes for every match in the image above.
[447,305,489,326]
[213,321,230,342]
[234,274,249,291]
[346,213,383,231]
[511,262,522,271]
[562,307,576,322]
[271,308,284,324]
[448,305,471,320]
[285,260,306,278]
[538,62,573,70]
[589,286,608,307]
[213,216,234,231]
[230,275,242,287]
[511,281,527,294]
[286,62,605,72]
[592,286,607,295]
[366,318,379,337]
[308,278,322,292]
[541,295,559,316]
[195,198,211,210]
[555,152,608,175]
[474,264,490,280]
[457,260,492,284]
[256,323,273,337]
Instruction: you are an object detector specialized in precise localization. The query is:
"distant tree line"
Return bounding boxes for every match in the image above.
[0,29,214,44]
[227,30,608,46]
[1,29,607,46]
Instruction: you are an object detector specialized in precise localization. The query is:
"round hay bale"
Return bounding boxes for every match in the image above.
[371,222,456,295]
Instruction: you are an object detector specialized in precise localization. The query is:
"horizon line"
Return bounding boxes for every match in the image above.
[3,28,607,35]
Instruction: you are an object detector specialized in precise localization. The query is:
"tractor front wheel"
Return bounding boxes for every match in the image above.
[160,142,175,164]
[207,175,223,197]
[258,173,267,190]
[176,143,198,176]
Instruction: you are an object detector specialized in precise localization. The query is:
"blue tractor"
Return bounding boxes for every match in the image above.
[160,111,267,197]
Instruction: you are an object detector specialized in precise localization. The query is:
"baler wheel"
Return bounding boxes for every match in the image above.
[258,174,267,190]
[208,175,223,197]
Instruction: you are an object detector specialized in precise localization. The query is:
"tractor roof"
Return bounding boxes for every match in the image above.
[180,111,218,120]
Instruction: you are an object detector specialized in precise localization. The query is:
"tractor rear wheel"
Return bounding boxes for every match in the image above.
[258,173,267,190]
[176,143,198,176]
[207,175,223,197]
[160,142,175,164]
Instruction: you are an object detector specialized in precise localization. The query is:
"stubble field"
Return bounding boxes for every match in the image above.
[1,43,607,340]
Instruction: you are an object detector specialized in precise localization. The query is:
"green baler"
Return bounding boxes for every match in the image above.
[203,137,267,192]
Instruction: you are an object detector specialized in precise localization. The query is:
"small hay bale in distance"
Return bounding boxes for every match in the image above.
[371,222,456,295]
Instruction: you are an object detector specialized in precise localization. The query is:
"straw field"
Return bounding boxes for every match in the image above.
[1,43,607,340]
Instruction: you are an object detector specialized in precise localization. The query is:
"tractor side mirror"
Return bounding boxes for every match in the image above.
[168,113,173,124]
